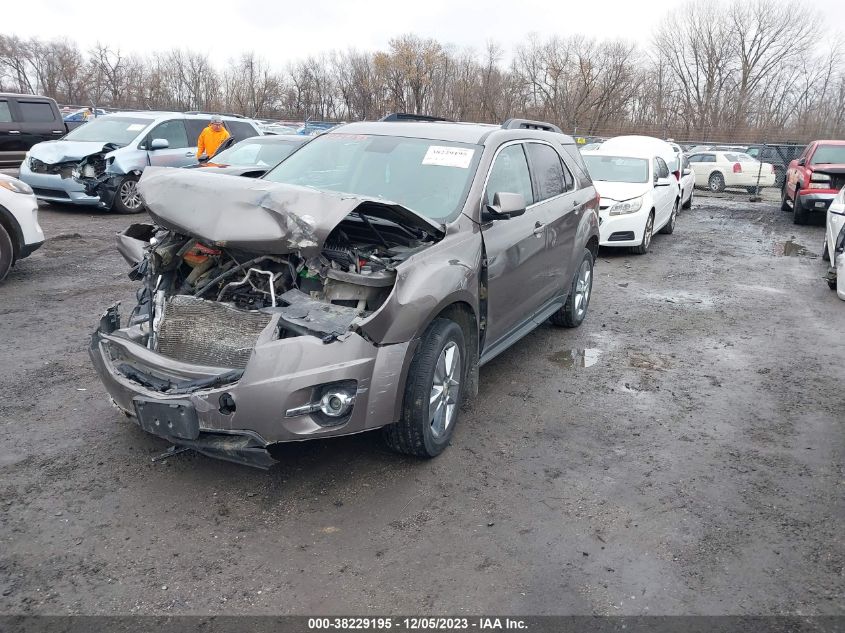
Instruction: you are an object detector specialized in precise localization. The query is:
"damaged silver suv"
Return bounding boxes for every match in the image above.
[90,117,600,468]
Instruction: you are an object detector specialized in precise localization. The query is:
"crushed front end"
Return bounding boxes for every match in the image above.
[90,169,442,468]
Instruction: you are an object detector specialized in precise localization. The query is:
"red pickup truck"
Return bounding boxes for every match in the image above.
[781,140,845,224]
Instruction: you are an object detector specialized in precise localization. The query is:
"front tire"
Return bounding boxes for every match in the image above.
[630,211,654,255]
[792,190,809,225]
[550,248,593,328]
[0,223,14,283]
[112,175,145,214]
[659,200,678,235]
[780,185,792,212]
[384,318,466,458]
[708,172,725,193]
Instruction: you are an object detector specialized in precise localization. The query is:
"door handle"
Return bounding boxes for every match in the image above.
[8,130,20,134]
[185,151,195,157]
[533,221,545,237]
[52,130,64,134]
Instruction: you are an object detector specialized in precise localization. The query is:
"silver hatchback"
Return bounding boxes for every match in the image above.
[19,112,261,213]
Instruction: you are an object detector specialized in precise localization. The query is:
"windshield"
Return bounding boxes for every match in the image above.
[263,134,481,220]
[214,139,302,166]
[63,117,149,145]
[811,145,845,165]
[583,155,648,183]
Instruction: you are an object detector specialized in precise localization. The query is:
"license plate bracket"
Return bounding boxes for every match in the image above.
[133,398,200,440]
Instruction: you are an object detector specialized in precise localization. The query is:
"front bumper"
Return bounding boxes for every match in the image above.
[89,308,413,466]
[18,160,100,206]
[598,206,648,246]
[798,191,836,212]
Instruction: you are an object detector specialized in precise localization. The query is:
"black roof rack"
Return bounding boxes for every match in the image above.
[501,118,562,134]
[185,111,248,119]
[379,112,453,123]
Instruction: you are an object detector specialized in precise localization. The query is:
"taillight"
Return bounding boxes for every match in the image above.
[732,163,742,173]
[672,170,681,181]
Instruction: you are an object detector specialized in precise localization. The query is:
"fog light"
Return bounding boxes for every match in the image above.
[320,391,354,417]
[284,381,357,421]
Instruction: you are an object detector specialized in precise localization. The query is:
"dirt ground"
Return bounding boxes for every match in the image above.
[0,191,842,616]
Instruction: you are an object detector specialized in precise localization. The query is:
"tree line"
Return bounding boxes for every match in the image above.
[1,0,842,143]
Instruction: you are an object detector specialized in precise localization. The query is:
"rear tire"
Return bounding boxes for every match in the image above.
[550,248,594,328]
[0,224,14,283]
[708,172,725,193]
[682,189,693,210]
[112,175,145,214]
[383,318,466,458]
[780,185,792,212]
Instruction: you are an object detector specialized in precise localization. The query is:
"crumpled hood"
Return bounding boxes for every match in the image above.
[28,140,117,165]
[137,166,445,256]
[593,180,650,203]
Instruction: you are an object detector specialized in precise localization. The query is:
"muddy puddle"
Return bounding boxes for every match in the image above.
[772,239,815,257]
[548,348,602,368]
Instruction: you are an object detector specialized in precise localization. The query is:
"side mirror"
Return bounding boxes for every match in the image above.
[682,168,692,176]
[655,177,672,187]
[483,192,526,221]
[149,138,169,151]
[797,157,805,166]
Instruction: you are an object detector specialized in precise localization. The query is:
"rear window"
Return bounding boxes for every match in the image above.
[226,121,258,141]
[185,119,210,143]
[64,116,150,145]
[18,100,56,122]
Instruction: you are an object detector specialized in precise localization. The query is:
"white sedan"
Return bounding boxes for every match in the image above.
[687,151,777,192]
[823,186,845,300]
[0,173,45,282]
[583,150,680,254]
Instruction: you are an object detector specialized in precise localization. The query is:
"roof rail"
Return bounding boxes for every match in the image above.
[501,118,562,134]
[379,112,453,123]
[185,110,248,119]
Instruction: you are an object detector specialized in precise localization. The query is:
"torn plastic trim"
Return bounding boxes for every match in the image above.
[265,289,364,342]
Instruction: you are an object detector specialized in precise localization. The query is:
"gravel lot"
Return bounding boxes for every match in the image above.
[0,192,842,615]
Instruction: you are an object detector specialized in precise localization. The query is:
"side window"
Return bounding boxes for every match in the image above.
[654,157,669,179]
[687,154,700,163]
[148,119,189,149]
[747,147,759,158]
[652,159,661,181]
[525,143,566,201]
[559,155,575,191]
[226,121,258,141]
[17,100,56,122]
[185,119,210,145]
[682,156,690,169]
[0,100,11,123]
[702,154,716,163]
[485,144,534,207]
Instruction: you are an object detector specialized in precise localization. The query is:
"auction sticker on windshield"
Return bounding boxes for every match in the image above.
[422,146,475,168]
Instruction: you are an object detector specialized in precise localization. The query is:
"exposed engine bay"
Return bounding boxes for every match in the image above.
[120,210,436,370]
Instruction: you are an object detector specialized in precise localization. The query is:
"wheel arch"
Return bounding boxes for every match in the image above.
[0,203,24,262]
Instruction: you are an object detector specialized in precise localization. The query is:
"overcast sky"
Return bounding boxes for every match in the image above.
[6,0,845,67]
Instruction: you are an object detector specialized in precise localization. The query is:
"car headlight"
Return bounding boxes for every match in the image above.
[608,196,643,216]
[0,178,33,195]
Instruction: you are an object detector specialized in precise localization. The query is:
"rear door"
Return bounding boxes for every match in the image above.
[524,141,580,298]
[0,97,23,165]
[144,119,196,168]
[480,142,548,347]
[12,98,64,152]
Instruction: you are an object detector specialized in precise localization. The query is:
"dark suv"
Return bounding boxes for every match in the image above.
[90,117,600,467]
[0,94,67,166]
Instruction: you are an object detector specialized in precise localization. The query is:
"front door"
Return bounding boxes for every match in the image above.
[145,119,196,168]
[481,142,548,347]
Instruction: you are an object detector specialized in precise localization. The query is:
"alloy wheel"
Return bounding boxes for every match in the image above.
[119,180,142,210]
[429,342,461,439]
[574,258,592,319]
